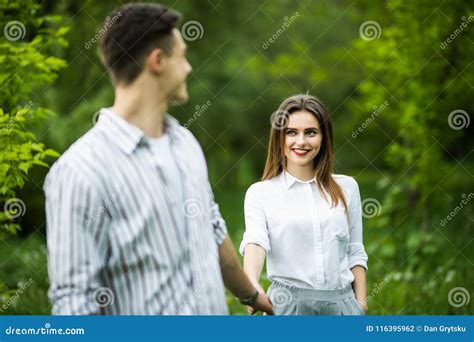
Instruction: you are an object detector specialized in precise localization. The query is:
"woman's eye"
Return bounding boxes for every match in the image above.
[307,131,317,136]
[286,130,296,136]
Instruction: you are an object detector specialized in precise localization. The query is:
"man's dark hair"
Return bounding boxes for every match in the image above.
[99,3,181,85]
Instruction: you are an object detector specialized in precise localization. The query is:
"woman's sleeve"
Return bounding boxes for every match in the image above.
[347,178,368,270]
[239,184,271,255]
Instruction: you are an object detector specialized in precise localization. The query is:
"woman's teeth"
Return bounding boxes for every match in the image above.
[292,148,309,156]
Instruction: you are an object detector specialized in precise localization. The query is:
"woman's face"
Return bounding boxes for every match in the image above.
[284,110,323,169]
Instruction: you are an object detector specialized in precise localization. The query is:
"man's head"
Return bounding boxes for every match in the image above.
[99,3,192,104]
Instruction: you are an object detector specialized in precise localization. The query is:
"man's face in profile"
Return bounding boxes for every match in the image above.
[162,28,192,105]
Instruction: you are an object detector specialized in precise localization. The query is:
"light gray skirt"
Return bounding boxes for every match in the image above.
[267,280,366,315]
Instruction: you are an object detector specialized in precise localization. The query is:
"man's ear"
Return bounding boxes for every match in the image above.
[146,48,166,74]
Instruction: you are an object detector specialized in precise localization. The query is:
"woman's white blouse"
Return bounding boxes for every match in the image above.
[239,171,368,290]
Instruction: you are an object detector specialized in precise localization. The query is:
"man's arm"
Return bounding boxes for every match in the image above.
[45,163,107,315]
[218,235,274,315]
[203,167,272,314]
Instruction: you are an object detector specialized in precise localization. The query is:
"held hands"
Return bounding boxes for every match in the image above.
[245,283,274,315]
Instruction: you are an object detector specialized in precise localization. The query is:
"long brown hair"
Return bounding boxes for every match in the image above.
[262,94,348,212]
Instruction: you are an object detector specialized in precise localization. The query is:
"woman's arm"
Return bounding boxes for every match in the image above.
[240,184,271,313]
[243,243,267,287]
[243,243,267,314]
[351,265,368,313]
[347,178,368,313]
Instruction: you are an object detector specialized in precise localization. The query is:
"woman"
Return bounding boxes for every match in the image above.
[240,94,368,315]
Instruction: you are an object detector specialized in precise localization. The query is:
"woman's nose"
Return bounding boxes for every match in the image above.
[296,133,306,145]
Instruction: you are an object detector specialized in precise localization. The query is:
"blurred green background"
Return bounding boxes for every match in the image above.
[1,0,472,315]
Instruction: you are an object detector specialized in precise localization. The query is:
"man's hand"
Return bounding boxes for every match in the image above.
[250,290,274,315]
[218,236,274,315]
[246,283,273,315]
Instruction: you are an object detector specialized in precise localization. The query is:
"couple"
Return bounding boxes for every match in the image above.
[44,3,367,316]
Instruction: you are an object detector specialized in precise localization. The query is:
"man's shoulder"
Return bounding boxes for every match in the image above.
[168,115,197,141]
[57,128,106,165]
[45,127,108,187]
[167,114,204,154]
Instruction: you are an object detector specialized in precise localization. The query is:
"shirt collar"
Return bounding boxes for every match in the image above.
[96,107,181,155]
[281,170,316,189]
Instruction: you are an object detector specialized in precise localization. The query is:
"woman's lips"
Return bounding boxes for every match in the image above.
[292,148,310,156]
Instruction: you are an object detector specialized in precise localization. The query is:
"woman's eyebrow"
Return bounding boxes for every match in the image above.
[286,127,319,130]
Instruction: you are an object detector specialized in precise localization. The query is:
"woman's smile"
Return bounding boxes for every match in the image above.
[292,148,311,156]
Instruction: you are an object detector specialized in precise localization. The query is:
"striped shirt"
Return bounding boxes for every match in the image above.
[44,108,229,315]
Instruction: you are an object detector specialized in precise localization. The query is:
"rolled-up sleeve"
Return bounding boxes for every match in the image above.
[347,178,368,270]
[239,184,270,255]
[44,163,107,315]
[206,181,228,246]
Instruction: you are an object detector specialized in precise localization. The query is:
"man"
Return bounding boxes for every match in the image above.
[44,2,273,315]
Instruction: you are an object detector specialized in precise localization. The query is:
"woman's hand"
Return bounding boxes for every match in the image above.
[356,298,368,315]
[351,266,367,315]
[242,244,270,314]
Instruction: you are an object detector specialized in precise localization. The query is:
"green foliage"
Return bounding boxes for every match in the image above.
[352,0,473,227]
[0,0,66,235]
[0,233,50,315]
[350,0,473,315]
[0,0,66,305]
[1,0,471,315]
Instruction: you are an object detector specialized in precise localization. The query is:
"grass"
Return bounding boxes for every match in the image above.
[0,232,50,315]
